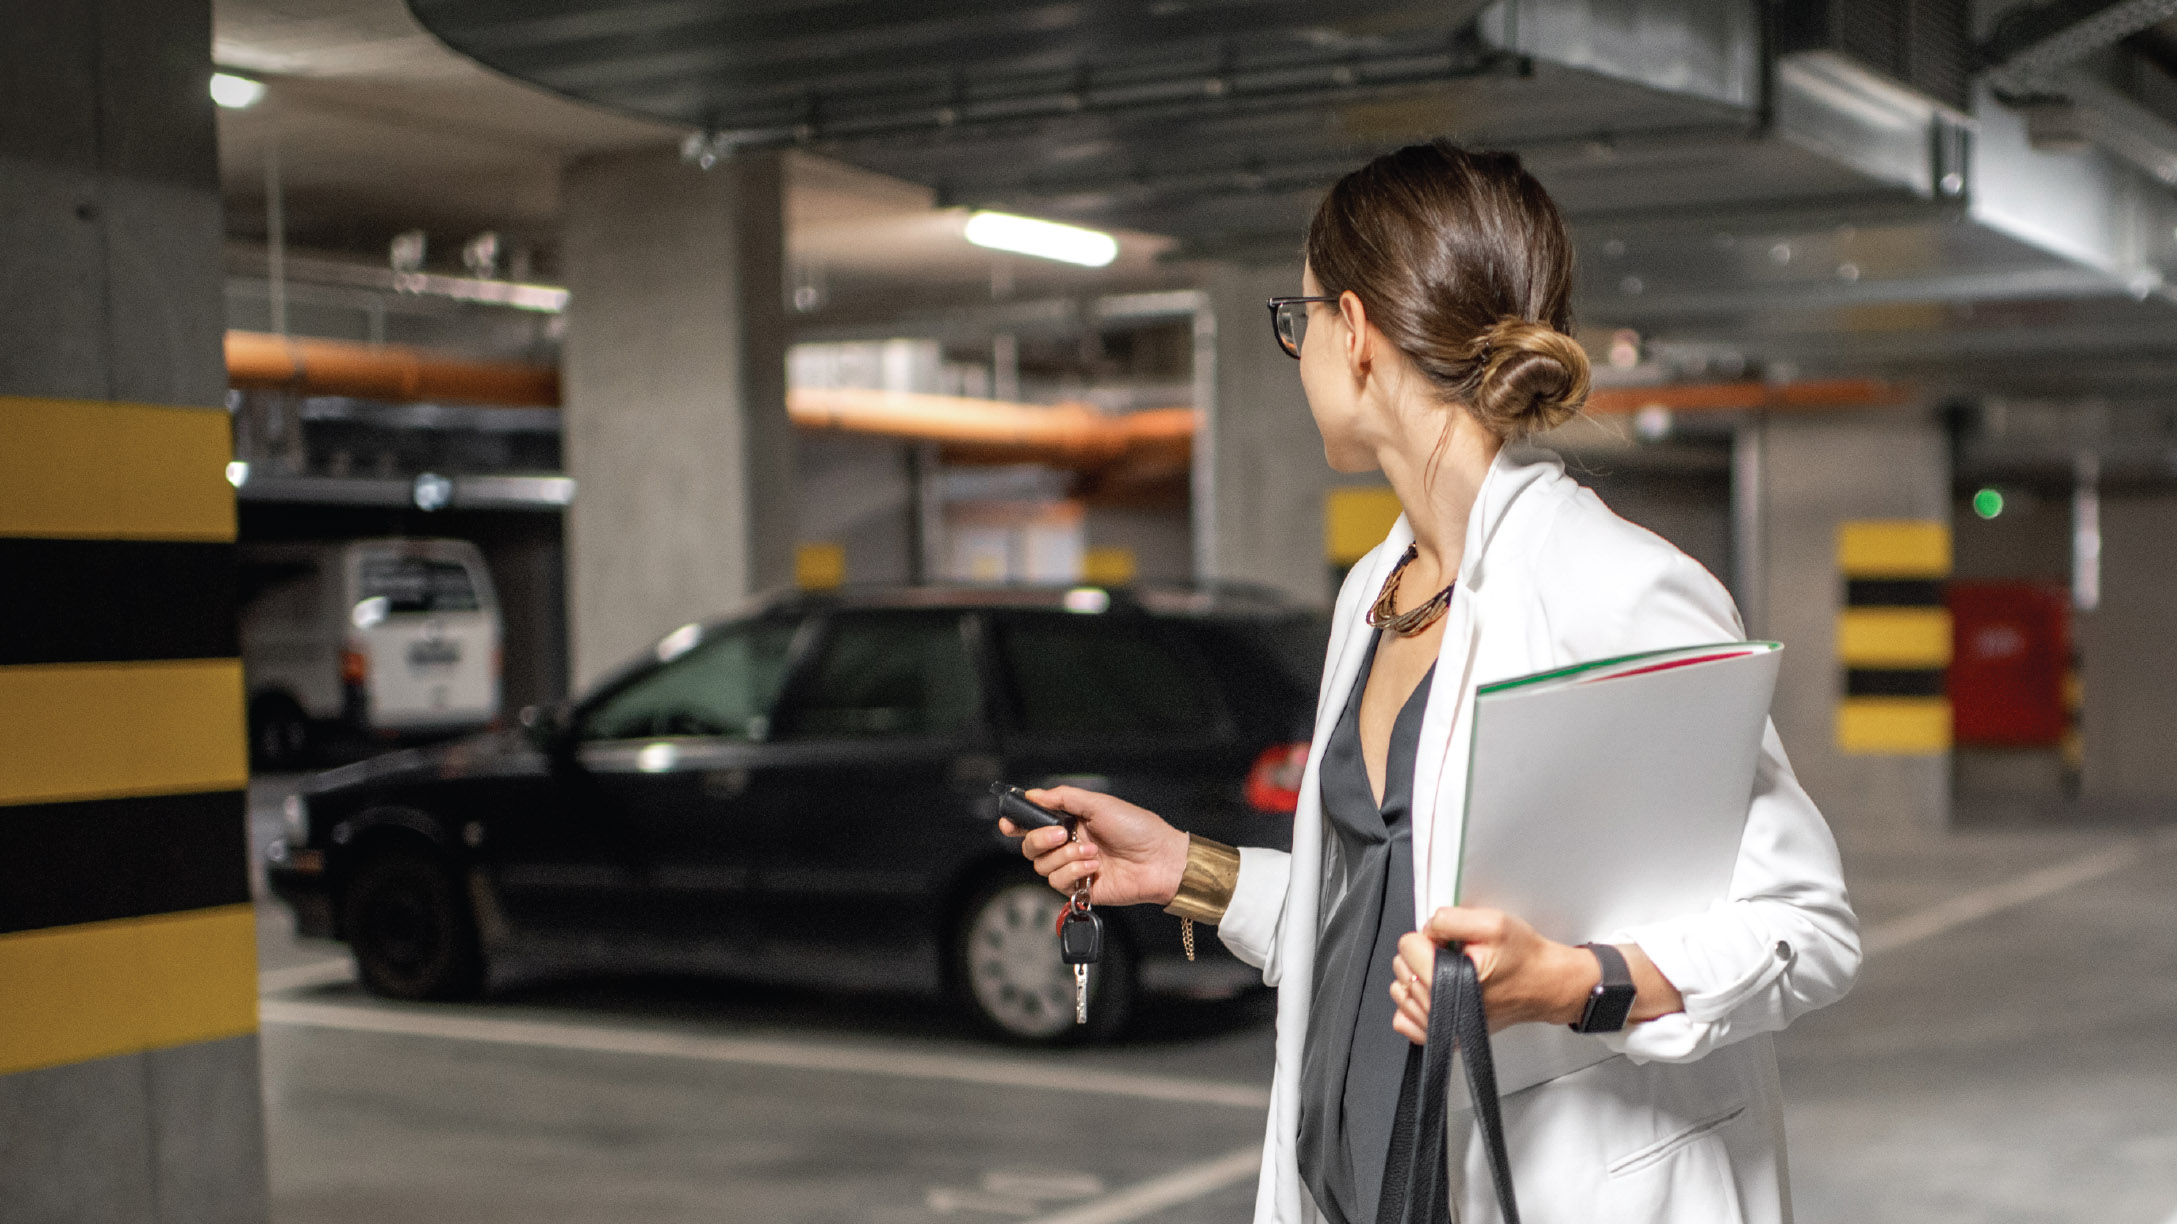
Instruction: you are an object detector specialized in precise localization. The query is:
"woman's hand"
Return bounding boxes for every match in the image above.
[1388,907,1687,1042]
[1388,907,1595,1040]
[999,786,1189,908]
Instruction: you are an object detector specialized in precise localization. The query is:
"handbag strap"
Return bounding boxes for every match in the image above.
[1376,942,1521,1224]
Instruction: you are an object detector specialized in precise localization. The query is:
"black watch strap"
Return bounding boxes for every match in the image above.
[1571,942,1637,1035]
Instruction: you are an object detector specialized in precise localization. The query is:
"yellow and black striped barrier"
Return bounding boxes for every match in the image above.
[1835,519,1952,755]
[0,396,256,1077]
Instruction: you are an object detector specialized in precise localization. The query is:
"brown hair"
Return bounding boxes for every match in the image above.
[1305,140,1590,441]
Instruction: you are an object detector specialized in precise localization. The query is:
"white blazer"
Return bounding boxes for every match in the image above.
[1216,446,1860,1224]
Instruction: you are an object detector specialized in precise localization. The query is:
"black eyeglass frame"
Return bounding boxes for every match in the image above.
[1266,295,1340,358]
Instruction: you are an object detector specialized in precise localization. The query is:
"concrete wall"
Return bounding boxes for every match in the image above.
[1199,261,1343,607]
[797,433,916,586]
[2080,493,2177,805]
[560,148,794,685]
[1756,411,1952,843]
[1086,504,1195,584]
[0,1,269,1219]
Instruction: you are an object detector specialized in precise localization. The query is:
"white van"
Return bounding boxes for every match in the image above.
[240,538,502,767]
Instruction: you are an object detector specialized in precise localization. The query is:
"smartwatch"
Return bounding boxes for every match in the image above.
[1570,942,1637,1034]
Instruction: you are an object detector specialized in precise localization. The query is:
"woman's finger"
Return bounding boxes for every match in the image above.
[1423,905,1509,946]
[1048,856,1101,892]
[1392,1012,1425,1045]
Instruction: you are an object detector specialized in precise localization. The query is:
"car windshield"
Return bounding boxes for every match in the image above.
[357,555,480,614]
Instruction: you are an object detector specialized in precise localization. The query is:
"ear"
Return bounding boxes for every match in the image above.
[1336,290,1373,377]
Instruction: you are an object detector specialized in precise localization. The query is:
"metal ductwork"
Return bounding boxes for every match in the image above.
[405,0,2177,406]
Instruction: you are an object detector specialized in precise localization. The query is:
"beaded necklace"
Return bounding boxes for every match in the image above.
[1365,545,1455,636]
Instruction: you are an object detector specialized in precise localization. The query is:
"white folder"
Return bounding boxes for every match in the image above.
[1452,642,1783,1095]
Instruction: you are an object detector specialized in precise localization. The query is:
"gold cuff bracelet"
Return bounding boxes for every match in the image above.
[1163,834,1241,923]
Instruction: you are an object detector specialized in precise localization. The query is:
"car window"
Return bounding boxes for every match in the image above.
[357,555,481,614]
[996,615,1215,737]
[578,619,799,741]
[780,613,979,738]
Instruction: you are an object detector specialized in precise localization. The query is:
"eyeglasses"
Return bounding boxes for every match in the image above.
[1267,296,1339,359]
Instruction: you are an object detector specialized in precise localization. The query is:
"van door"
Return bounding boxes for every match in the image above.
[349,544,501,732]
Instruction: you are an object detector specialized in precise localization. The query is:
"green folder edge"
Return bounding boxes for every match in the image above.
[1453,640,1782,903]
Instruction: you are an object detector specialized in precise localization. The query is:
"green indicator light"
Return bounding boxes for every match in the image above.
[1973,487,2004,519]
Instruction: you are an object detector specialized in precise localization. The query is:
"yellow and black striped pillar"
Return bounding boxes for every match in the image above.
[1835,520,1953,754]
[1,3,266,1215]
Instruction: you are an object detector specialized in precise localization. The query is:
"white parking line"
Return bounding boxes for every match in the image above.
[1861,830,2177,958]
[257,958,353,994]
[1019,1146,1260,1224]
[257,998,1270,1110]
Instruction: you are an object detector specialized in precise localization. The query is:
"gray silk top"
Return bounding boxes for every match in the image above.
[1298,629,1437,1224]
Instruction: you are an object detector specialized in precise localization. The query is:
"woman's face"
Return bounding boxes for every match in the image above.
[1297,265,1380,473]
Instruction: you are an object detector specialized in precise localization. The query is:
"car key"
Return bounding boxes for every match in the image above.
[991,783,1074,833]
[1057,887,1103,1025]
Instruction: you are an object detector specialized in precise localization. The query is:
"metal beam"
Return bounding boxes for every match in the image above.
[1985,0,2177,94]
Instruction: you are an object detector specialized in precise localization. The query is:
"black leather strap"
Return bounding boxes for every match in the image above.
[1572,941,1637,1035]
[1375,943,1520,1224]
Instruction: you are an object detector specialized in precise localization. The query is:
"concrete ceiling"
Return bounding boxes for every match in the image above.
[214,0,2177,453]
[212,0,1182,305]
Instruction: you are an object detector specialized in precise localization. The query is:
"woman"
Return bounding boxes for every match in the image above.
[1005,141,1858,1223]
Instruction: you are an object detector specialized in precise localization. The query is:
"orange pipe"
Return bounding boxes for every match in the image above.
[223,331,1902,465]
[787,386,1196,466]
[1585,378,1905,416]
[225,331,561,407]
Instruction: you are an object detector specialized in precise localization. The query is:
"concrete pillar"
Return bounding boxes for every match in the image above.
[1199,261,1345,607]
[0,2,268,1221]
[561,148,794,688]
[1752,411,1952,843]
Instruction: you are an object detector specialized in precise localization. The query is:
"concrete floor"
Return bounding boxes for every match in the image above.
[249,779,2177,1223]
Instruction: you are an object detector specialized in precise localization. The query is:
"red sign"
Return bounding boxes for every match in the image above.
[1949,581,2069,747]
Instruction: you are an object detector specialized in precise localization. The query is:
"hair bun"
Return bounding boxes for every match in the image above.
[1469,318,1589,439]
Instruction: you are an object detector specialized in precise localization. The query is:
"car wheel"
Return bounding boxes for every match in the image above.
[345,851,484,1001]
[953,876,1134,1044]
[249,693,311,771]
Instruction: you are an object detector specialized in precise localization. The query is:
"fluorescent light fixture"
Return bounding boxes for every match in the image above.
[964,211,1118,268]
[210,73,266,109]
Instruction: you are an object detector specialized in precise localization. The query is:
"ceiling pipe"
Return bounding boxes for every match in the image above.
[1586,378,1907,416]
[223,332,1904,464]
[226,331,561,408]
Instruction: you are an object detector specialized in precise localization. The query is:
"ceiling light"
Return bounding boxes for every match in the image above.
[964,211,1118,268]
[210,72,266,109]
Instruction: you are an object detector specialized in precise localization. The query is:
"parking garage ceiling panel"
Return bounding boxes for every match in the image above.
[403,0,1782,247]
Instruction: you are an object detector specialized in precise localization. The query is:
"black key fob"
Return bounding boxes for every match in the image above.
[992,783,1073,833]
[1058,908,1104,965]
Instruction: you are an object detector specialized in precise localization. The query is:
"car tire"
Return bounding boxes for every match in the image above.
[344,850,485,1002]
[249,693,312,771]
[952,875,1134,1044]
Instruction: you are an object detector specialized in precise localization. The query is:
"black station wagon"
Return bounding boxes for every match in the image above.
[268,584,1320,1041]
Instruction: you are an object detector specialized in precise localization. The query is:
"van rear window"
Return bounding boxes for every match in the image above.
[358,556,481,614]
